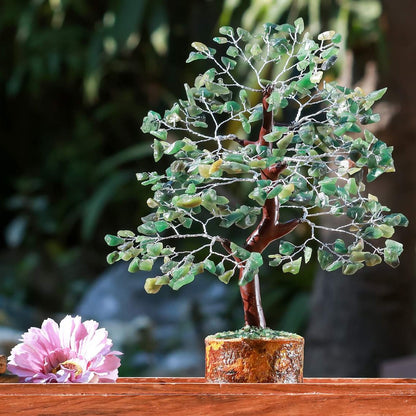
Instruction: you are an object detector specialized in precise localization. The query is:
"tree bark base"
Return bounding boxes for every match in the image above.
[205,334,304,383]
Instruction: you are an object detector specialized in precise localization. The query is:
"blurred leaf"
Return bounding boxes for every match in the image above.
[97,144,152,176]
[82,172,130,240]
[149,0,169,56]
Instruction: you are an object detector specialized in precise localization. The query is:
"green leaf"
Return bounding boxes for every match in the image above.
[216,262,225,275]
[342,262,364,275]
[107,252,120,264]
[248,187,267,205]
[139,259,154,271]
[170,273,195,290]
[128,258,141,273]
[205,81,230,95]
[384,214,409,227]
[277,132,294,150]
[304,247,312,263]
[282,257,302,274]
[219,26,234,36]
[153,139,164,162]
[186,52,208,63]
[146,243,163,256]
[105,234,125,247]
[249,252,263,268]
[326,261,343,272]
[221,56,237,70]
[118,230,135,238]
[239,262,258,286]
[362,226,384,239]
[213,36,228,44]
[278,183,295,200]
[150,129,167,140]
[384,239,403,268]
[334,239,348,254]
[365,254,382,267]
[141,111,161,133]
[191,41,209,52]
[175,195,203,208]
[366,88,387,103]
[263,131,284,143]
[220,211,245,228]
[230,242,251,261]
[279,241,295,255]
[137,222,157,235]
[154,220,170,233]
[345,178,358,195]
[267,185,283,199]
[332,33,342,43]
[144,277,163,294]
[237,27,251,41]
[317,248,335,269]
[320,177,337,196]
[165,140,185,155]
[218,270,234,284]
[294,17,304,34]
[248,105,263,123]
[203,259,216,274]
[377,224,395,238]
[269,254,282,267]
[224,101,241,112]
[349,251,369,263]
[226,46,239,57]
[250,43,262,56]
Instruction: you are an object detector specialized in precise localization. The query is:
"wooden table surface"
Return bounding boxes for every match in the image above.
[0,377,415,415]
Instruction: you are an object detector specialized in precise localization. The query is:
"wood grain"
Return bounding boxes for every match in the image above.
[0,378,415,415]
[205,336,304,383]
[0,355,6,374]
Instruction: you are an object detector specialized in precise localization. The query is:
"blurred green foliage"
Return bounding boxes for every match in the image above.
[1,0,382,333]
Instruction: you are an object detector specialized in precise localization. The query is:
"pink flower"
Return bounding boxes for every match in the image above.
[7,315,122,383]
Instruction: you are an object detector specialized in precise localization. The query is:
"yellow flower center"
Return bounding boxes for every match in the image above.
[52,360,83,377]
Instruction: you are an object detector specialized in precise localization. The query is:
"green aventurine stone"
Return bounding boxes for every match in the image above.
[282,257,302,274]
[106,252,120,264]
[362,226,383,239]
[170,273,195,290]
[384,213,409,227]
[153,139,164,162]
[147,243,163,256]
[218,270,234,284]
[334,239,348,254]
[230,242,251,260]
[144,278,163,294]
[304,247,312,263]
[105,234,125,247]
[128,258,140,273]
[342,262,364,275]
[203,259,216,274]
[345,178,358,195]
[175,195,203,208]
[139,259,154,271]
[384,239,403,268]
[279,241,295,255]
[320,177,337,195]
[317,248,335,269]
[155,221,170,232]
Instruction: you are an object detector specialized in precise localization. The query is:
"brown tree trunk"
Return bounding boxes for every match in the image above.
[232,88,300,328]
[305,0,416,376]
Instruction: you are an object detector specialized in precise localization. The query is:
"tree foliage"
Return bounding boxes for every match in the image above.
[106,22,407,300]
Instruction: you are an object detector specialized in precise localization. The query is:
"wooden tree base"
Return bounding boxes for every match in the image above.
[205,334,304,383]
[0,377,415,415]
